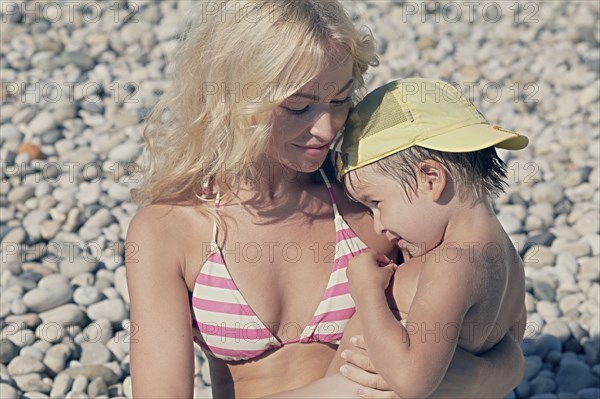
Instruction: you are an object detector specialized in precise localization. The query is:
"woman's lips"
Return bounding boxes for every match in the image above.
[292,144,330,156]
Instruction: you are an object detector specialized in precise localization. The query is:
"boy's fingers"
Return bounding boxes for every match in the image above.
[340,364,390,391]
[384,263,397,273]
[375,254,390,265]
[342,349,377,373]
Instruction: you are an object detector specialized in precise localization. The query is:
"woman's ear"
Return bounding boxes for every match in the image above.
[417,160,447,202]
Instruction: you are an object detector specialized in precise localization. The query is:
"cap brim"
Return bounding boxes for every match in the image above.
[416,123,529,152]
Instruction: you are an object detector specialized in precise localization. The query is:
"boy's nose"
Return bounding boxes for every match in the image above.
[373,214,386,236]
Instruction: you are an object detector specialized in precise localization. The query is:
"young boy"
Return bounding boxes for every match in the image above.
[337,78,529,398]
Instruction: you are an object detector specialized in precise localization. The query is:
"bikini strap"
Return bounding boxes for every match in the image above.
[318,168,341,218]
[211,190,221,245]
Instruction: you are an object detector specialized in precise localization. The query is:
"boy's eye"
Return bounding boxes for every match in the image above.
[371,200,380,207]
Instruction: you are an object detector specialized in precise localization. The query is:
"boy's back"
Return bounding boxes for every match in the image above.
[390,202,526,355]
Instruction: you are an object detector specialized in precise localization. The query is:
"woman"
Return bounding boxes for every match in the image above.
[126,1,524,397]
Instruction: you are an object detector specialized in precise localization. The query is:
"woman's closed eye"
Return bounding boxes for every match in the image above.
[282,97,351,115]
[330,96,351,106]
[283,105,310,115]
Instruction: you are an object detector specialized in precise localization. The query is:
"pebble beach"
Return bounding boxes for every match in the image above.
[0,1,599,398]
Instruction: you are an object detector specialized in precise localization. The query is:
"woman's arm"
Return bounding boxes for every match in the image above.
[126,206,195,398]
[431,333,524,398]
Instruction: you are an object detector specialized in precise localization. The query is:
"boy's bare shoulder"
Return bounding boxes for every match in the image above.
[416,244,487,289]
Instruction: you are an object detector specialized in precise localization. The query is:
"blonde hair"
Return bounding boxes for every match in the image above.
[131,0,379,214]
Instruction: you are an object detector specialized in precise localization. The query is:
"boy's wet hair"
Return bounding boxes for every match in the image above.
[365,145,508,204]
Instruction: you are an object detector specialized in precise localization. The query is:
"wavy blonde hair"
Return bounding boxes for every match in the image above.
[131,0,379,213]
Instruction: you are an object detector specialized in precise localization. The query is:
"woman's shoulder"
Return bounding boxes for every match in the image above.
[126,203,214,265]
[128,203,187,238]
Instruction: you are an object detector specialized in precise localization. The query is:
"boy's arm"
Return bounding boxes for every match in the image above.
[353,255,476,399]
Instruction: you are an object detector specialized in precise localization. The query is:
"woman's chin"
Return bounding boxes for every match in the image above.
[282,157,326,174]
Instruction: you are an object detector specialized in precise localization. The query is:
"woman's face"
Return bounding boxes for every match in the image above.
[268,58,354,173]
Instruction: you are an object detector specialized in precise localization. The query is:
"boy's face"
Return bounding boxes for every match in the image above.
[344,166,447,258]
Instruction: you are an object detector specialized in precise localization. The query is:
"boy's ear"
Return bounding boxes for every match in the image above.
[417,160,447,202]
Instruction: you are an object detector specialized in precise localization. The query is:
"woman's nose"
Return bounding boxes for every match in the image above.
[309,110,336,141]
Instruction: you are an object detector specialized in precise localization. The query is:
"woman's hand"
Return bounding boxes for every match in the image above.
[430,333,524,398]
[340,336,399,399]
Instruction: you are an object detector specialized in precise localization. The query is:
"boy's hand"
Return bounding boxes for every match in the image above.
[347,251,397,296]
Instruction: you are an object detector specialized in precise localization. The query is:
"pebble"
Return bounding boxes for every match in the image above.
[13,373,52,393]
[59,257,98,279]
[72,375,89,393]
[113,267,129,304]
[87,299,127,323]
[28,111,57,136]
[530,376,557,395]
[8,185,35,203]
[22,283,73,312]
[80,319,113,346]
[525,355,544,380]
[20,346,44,361]
[577,388,600,399]
[50,373,73,398]
[61,365,119,386]
[7,355,46,376]
[108,143,141,163]
[88,376,108,398]
[498,212,523,234]
[556,358,600,393]
[80,343,112,366]
[73,286,104,306]
[0,339,19,364]
[39,304,84,326]
[76,182,102,206]
[84,209,114,229]
[538,301,562,319]
[43,343,72,375]
[0,383,20,399]
[544,320,573,342]
[532,182,564,205]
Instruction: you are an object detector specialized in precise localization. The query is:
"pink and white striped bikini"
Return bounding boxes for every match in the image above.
[189,169,369,362]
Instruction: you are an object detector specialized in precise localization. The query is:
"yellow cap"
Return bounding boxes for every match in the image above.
[336,78,529,177]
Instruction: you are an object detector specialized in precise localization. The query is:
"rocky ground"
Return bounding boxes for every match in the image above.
[0,1,599,398]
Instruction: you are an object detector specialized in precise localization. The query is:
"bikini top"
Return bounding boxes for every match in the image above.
[189,169,370,362]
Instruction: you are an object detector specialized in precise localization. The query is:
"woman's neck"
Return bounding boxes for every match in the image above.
[228,159,319,209]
